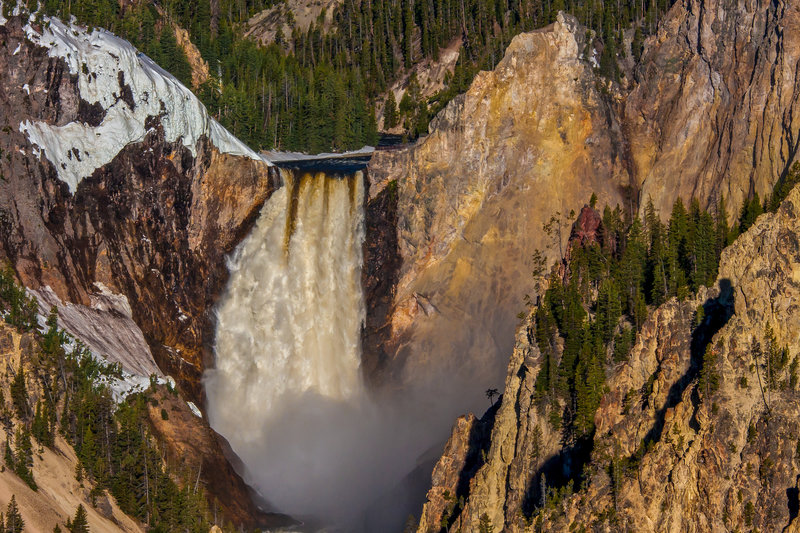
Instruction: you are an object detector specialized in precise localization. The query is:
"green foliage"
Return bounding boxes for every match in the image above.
[762,323,788,390]
[0,275,211,531]
[5,495,23,533]
[744,500,755,526]
[35,0,674,151]
[3,439,13,471]
[0,265,38,332]
[10,364,29,421]
[66,504,90,533]
[698,345,720,399]
[478,513,494,533]
[532,196,728,446]
[14,427,37,491]
[384,91,399,129]
[738,192,763,235]
[767,162,800,211]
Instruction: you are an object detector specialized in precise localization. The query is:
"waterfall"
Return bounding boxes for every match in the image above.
[206,168,375,519]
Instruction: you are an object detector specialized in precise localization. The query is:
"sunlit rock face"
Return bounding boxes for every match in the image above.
[627,0,800,219]
[366,13,631,407]
[365,0,800,444]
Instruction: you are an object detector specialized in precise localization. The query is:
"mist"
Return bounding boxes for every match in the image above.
[205,168,503,531]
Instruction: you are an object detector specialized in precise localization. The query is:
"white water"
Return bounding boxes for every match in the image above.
[206,169,390,522]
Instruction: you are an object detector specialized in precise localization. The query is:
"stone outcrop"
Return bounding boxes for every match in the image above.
[245,0,341,49]
[0,12,276,527]
[418,183,800,532]
[366,13,630,399]
[0,14,277,401]
[627,0,800,218]
[365,0,800,395]
[408,1,800,526]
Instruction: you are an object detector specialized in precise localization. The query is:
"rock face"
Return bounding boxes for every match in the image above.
[418,184,800,532]
[401,0,800,528]
[627,0,800,217]
[0,13,276,401]
[0,11,276,527]
[366,0,800,395]
[365,0,800,510]
[366,13,630,399]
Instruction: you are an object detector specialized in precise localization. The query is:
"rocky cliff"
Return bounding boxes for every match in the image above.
[0,9,279,527]
[366,13,630,398]
[364,0,800,446]
[627,0,800,217]
[0,10,275,402]
[417,181,800,532]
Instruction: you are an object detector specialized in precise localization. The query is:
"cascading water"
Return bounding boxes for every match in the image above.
[206,167,413,526]
[208,169,365,426]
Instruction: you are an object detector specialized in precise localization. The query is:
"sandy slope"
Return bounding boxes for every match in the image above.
[0,434,144,533]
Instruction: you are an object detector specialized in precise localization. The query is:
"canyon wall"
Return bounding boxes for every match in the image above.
[0,11,279,527]
[366,13,631,401]
[365,0,800,437]
[419,181,800,533]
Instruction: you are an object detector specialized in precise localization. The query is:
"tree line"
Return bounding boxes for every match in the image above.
[30,0,677,152]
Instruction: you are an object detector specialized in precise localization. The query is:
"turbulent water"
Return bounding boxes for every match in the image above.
[206,168,377,520]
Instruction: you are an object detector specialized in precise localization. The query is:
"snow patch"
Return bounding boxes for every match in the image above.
[590,48,600,69]
[22,83,29,94]
[186,401,202,418]
[12,43,20,55]
[18,15,269,193]
[32,302,167,403]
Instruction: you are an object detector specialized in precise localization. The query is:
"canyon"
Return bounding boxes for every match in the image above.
[0,0,798,529]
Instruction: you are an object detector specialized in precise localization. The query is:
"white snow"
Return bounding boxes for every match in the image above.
[12,44,20,55]
[186,401,202,418]
[31,295,167,403]
[0,2,6,26]
[18,14,269,194]
[590,48,600,68]
[22,83,29,94]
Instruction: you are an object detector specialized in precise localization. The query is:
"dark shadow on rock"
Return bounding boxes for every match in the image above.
[440,400,500,532]
[786,475,800,531]
[521,433,594,518]
[634,279,735,463]
[361,177,402,387]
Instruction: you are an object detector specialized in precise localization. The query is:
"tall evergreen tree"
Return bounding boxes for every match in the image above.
[67,504,90,533]
[5,495,23,533]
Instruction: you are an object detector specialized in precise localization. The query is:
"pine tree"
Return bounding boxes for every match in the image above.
[739,193,763,234]
[384,91,399,129]
[14,428,36,491]
[667,198,690,298]
[5,495,23,533]
[32,401,51,447]
[3,438,12,471]
[10,363,29,420]
[478,513,494,533]
[699,344,720,399]
[67,504,90,533]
